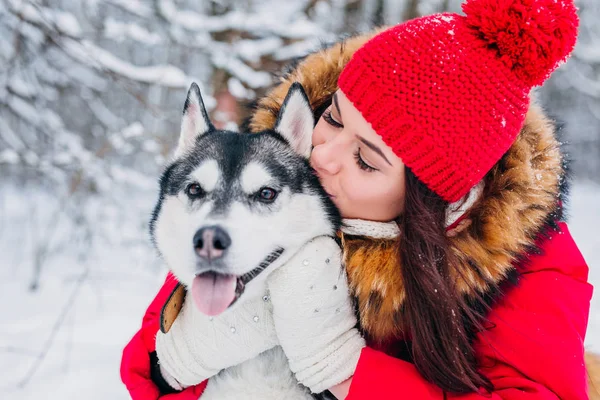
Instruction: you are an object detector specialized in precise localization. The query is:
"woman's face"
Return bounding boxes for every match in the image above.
[310,90,406,221]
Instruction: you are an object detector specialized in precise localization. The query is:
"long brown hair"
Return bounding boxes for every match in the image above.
[400,168,493,394]
[311,98,493,393]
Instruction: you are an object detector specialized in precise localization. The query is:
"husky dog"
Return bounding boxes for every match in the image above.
[150,82,341,399]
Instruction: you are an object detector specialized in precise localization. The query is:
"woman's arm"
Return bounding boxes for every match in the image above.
[331,223,593,400]
[120,272,208,399]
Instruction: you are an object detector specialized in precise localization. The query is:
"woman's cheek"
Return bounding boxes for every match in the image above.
[313,118,339,146]
[344,175,364,203]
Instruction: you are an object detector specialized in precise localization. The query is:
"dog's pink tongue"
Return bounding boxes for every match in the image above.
[191,273,236,316]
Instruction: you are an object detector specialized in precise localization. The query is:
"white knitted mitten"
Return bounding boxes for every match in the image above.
[155,290,279,388]
[267,236,366,394]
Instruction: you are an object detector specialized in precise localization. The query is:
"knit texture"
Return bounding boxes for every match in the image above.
[338,0,578,202]
[267,236,366,393]
[155,289,278,387]
[341,219,400,239]
[340,180,485,239]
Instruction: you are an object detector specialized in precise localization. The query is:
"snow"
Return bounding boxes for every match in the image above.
[42,109,65,131]
[142,139,161,153]
[212,51,273,89]
[104,18,163,45]
[8,77,36,99]
[53,10,82,37]
[0,149,20,164]
[8,0,46,27]
[273,38,323,61]
[85,97,124,130]
[0,118,25,150]
[228,77,256,100]
[0,180,598,399]
[121,122,145,139]
[157,0,325,39]
[7,0,82,38]
[61,39,192,88]
[0,0,599,398]
[17,21,45,46]
[22,150,39,166]
[235,37,284,63]
[567,66,600,98]
[52,152,74,165]
[7,95,41,127]
[105,0,153,18]
[109,165,156,190]
[568,181,600,353]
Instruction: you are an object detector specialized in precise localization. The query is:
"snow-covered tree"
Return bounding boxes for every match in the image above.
[0,0,340,189]
[1,2,597,394]
[0,0,339,288]
[0,0,598,289]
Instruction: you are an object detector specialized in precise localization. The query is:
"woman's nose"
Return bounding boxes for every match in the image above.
[310,140,342,175]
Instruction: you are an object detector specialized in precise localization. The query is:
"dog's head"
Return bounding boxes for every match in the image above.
[150,82,340,316]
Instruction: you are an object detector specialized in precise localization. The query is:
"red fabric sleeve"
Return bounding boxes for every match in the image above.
[120,273,208,400]
[347,223,593,400]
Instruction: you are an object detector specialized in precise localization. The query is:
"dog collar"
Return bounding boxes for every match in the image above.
[161,282,186,334]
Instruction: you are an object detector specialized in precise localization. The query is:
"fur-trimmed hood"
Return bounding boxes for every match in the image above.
[248,32,566,345]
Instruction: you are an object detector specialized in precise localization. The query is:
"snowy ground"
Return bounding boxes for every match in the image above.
[0,181,598,400]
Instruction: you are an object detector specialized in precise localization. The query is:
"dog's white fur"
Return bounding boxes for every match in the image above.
[191,159,221,192]
[154,188,333,309]
[240,162,274,194]
[201,347,313,400]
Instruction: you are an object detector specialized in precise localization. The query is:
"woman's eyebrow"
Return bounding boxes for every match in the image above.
[356,135,392,166]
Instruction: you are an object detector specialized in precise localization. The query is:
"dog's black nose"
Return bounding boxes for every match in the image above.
[193,226,231,261]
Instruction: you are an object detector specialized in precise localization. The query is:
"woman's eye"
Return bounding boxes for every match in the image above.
[354,149,377,172]
[186,183,205,198]
[323,109,343,129]
[257,187,278,202]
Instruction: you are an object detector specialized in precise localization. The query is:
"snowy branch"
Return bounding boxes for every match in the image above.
[60,38,192,88]
[157,0,325,39]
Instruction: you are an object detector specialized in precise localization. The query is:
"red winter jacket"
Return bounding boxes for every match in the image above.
[120,273,208,399]
[347,222,592,399]
[120,222,592,399]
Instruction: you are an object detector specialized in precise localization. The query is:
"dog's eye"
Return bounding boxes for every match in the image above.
[186,183,205,198]
[257,187,278,202]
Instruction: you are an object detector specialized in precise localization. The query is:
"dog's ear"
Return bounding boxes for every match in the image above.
[175,82,214,158]
[274,82,314,159]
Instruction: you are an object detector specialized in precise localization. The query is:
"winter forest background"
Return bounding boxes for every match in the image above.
[0,0,598,398]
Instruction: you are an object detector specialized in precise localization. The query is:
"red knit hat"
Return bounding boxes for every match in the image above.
[338,0,579,202]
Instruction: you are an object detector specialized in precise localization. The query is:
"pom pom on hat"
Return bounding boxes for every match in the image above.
[462,0,579,86]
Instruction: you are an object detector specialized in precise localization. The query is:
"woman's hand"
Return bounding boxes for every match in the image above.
[267,236,366,394]
[155,289,280,388]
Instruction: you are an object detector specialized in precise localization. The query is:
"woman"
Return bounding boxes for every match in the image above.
[121,0,598,398]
